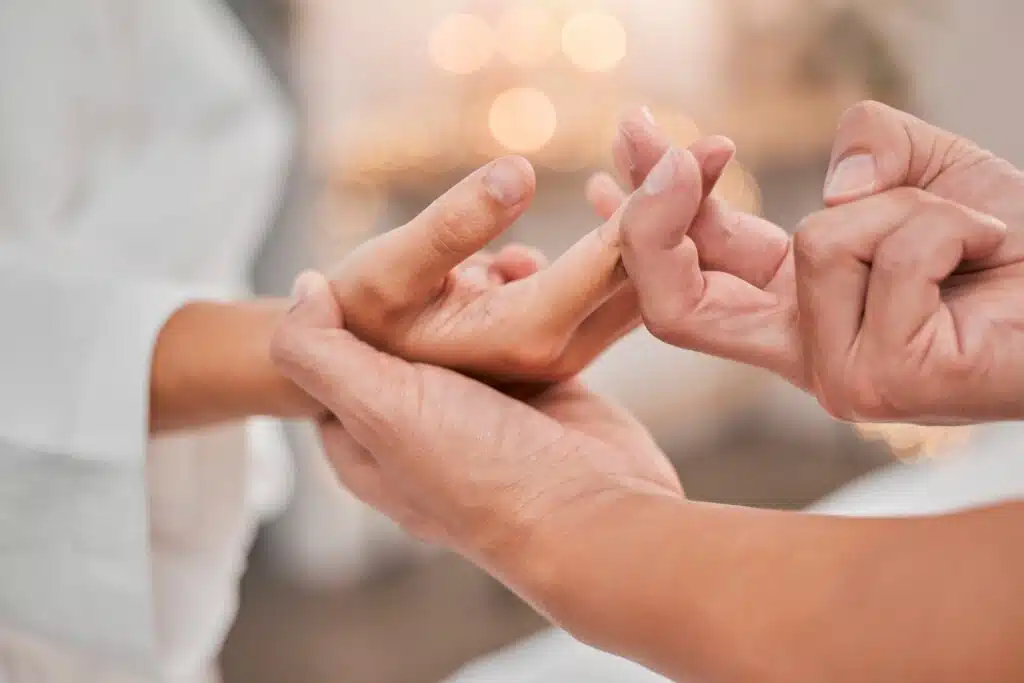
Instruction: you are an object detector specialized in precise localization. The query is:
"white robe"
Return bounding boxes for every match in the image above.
[0,1,292,680]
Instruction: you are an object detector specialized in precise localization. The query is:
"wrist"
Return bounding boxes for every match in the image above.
[489,477,685,629]
[151,299,324,432]
[239,298,326,420]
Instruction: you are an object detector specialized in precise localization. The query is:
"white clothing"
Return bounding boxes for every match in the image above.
[0,1,292,680]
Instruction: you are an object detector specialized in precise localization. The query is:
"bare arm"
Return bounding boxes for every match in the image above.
[516,493,1024,683]
[150,299,320,433]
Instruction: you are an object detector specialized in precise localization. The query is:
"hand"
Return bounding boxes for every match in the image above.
[619,101,1024,423]
[329,117,735,384]
[270,271,682,572]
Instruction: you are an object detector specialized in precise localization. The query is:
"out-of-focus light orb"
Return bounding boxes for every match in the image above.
[561,10,627,73]
[496,5,560,67]
[489,87,558,153]
[429,13,495,75]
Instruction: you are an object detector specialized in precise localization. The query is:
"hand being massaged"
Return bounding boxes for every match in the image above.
[323,108,735,386]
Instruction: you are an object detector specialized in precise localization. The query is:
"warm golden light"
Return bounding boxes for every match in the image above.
[429,13,495,75]
[561,10,627,73]
[488,88,558,153]
[496,5,560,67]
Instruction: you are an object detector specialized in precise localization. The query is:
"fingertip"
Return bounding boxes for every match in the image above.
[287,270,341,327]
[586,171,626,220]
[483,155,537,209]
[694,136,736,190]
[615,106,671,188]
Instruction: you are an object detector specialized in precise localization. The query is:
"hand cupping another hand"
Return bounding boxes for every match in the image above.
[620,101,1024,424]
[271,271,682,575]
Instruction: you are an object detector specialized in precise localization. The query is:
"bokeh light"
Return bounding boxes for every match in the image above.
[488,87,558,153]
[495,5,560,68]
[561,10,627,72]
[429,13,495,75]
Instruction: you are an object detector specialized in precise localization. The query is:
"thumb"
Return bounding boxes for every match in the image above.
[272,271,412,445]
[824,100,982,205]
[287,270,343,330]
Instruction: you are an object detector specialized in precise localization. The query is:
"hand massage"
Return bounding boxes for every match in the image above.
[3,3,1024,683]
[270,101,1024,683]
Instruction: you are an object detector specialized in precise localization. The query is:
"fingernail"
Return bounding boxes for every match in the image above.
[703,145,735,184]
[641,106,656,125]
[644,148,682,195]
[825,153,877,201]
[484,157,531,207]
[289,270,321,311]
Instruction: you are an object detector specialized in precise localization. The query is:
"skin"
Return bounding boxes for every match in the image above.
[617,101,1024,423]
[150,123,734,432]
[273,269,1024,683]
[270,102,1024,682]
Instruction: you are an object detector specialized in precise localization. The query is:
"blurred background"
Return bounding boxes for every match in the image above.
[205,0,1015,681]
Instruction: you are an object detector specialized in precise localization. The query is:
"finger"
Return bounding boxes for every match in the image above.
[823,100,986,206]
[614,106,671,189]
[319,421,427,531]
[864,202,1006,351]
[343,156,536,307]
[561,284,641,369]
[527,211,630,335]
[586,171,628,221]
[569,138,742,359]
[532,135,738,336]
[458,252,501,288]
[492,244,549,282]
[621,146,707,330]
[616,112,789,288]
[272,273,413,447]
[320,420,388,507]
[287,270,343,329]
[793,188,947,392]
[615,107,736,194]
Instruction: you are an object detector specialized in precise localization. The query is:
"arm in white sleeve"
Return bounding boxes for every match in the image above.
[0,244,191,671]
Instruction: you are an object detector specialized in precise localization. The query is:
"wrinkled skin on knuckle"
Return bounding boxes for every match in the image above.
[793,213,845,273]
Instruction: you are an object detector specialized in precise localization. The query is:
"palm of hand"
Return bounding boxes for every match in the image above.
[343,265,599,381]
[528,382,682,496]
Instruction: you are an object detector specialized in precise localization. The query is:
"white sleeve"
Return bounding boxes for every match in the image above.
[0,244,192,671]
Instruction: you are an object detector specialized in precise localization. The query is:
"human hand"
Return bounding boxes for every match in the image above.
[271,271,682,573]
[329,117,734,385]
[619,101,1024,423]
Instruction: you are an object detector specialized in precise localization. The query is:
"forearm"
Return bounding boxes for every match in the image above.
[150,299,321,433]
[511,491,1024,683]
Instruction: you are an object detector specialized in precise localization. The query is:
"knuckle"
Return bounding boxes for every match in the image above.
[873,233,924,277]
[793,213,844,270]
[429,203,478,259]
[887,185,933,208]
